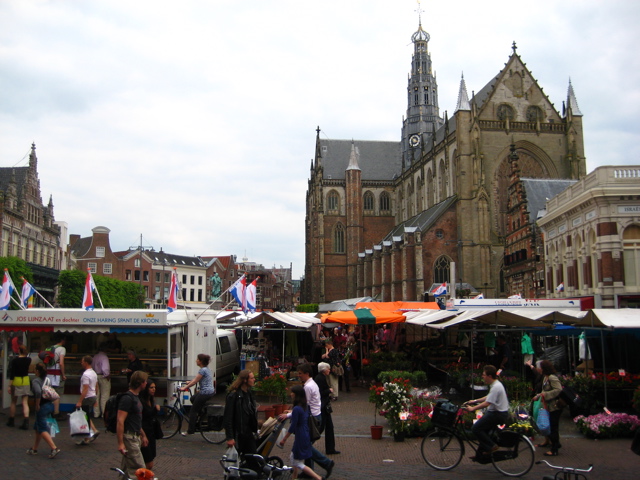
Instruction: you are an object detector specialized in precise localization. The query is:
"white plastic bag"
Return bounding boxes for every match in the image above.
[46,416,60,437]
[70,408,91,437]
[223,445,240,478]
[275,426,286,448]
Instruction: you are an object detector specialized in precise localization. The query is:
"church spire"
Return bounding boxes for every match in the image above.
[566,79,583,117]
[455,73,471,112]
[346,141,360,171]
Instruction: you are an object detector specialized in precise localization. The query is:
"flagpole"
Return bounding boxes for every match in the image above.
[33,289,54,308]
[6,271,25,310]
[10,295,26,310]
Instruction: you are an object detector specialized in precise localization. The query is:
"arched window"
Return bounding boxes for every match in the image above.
[497,104,515,121]
[623,225,640,286]
[363,191,375,213]
[526,106,544,122]
[333,223,345,254]
[380,192,390,212]
[433,256,450,284]
[326,190,340,214]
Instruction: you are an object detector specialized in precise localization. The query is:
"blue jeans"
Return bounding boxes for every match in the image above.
[306,414,331,470]
[471,410,509,453]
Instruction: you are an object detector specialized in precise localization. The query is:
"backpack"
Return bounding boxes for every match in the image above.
[38,345,57,367]
[104,392,132,433]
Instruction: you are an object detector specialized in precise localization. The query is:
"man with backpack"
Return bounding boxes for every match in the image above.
[46,334,68,420]
[116,370,149,479]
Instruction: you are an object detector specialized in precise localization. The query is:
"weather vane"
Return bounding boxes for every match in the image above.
[415,1,424,24]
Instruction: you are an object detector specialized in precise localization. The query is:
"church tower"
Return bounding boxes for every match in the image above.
[401,15,444,170]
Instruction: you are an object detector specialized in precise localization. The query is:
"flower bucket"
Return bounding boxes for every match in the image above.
[272,404,286,416]
[370,425,383,440]
[264,407,276,419]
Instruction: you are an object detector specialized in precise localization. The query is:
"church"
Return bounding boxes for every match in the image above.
[303,20,586,304]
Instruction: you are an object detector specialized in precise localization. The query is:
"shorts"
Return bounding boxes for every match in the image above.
[289,452,308,470]
[81,397,97,417]
[34,402,54,433]
[13,385,31,397]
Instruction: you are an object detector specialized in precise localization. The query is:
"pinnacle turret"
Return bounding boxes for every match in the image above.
[455,73,471,112]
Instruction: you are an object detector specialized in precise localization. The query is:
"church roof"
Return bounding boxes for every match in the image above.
[70,236,93,257]
[521,178,576,220]
[384,195,457,240]
[319,139,400,181]
[0,166,29,196]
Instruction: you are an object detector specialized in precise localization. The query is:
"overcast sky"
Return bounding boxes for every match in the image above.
[1,0,638,279]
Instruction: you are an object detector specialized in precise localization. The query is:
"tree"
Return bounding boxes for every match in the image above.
[0,257,33,309]
[57,270,143,309]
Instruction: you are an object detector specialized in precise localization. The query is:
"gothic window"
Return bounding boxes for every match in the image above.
[363,191,375,213]
[427,168,434,207]
[333,223,345,254]
[380,192,391,212]
[417,176,424,212]
[526,106,544,122]
[497,104,515,121]
[433,256,450,284]
[623,224,640,286]
[327,190,340,214]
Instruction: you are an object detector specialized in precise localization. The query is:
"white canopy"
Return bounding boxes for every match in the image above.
[571,308,640,328]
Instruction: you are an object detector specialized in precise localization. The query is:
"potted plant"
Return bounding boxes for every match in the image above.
[369,383,384,439]
[255,373,288,412]
[377,379,413,441]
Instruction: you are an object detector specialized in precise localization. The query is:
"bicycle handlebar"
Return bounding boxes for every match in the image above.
[536,460,593,473]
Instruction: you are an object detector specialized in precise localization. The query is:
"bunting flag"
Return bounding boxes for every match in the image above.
[229,275,247,312]
[556,282,564,292]
[473,293,484,299]
[0,269,16,310]
[20,278,36,308]
[431,282,447,297]
[167,268,179,313]
[82,269,97,310]
[245,278,258,313]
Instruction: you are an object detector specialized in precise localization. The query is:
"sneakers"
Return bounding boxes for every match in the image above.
[49,448,61,459]
[26,448,38,455]
[181,431,195,436]
[88,431,100,443]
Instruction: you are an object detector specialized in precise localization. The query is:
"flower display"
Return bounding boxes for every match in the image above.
[254,373,288,403]
[574,412,640,439]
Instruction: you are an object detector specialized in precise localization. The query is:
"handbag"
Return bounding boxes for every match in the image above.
[70,408,91,437]
[536,397,551,436]
[153,417,164,440]
[331,364,344,376]
[308,411,321,442]
[41,377,60,401]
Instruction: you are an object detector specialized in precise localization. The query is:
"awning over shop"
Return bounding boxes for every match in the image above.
[321,308,406,325]
[0,325,54,332]
[233,312,317,329]
[404,310,459,325]
[355,301,441,311]
[571,309,640,328]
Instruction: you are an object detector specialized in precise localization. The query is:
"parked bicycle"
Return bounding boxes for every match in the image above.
[159,382,225,444]
[421,399,535,477]
[221,453,293,480]
[537,460,593,480]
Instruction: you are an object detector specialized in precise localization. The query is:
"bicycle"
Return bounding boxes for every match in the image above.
[537,460,593,480]
[159,382,225,444]
[421,399,535,477]
[221,453,293,480]
[111,467,156,480]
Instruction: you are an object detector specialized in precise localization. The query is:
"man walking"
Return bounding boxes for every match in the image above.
[76,355,100,444]
[92,342,111,418]
[117,370,149,479]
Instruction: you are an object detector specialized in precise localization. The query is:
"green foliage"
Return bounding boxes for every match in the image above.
[57,270,143,308]
[378,370,427,388]
[500,376,534,402]
[295,304,318,313]
[0,257,33,309]
[364,351,412,381]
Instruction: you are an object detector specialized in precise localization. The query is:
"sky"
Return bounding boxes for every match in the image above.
[1,0,639,280]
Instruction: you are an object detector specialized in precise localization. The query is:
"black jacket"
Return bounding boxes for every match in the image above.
[223,388,258,441]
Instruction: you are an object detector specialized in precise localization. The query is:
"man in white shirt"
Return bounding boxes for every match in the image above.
[466,364,509,456]
[92,342,111,418]
[76,355,100,444]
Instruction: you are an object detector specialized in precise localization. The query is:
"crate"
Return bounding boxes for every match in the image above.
[432,400,458,428]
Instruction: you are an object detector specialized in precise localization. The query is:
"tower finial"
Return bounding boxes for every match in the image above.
[511,41,517,54]
[415,0,424,26]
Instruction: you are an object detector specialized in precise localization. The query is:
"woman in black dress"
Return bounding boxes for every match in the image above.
[140,380,160,469]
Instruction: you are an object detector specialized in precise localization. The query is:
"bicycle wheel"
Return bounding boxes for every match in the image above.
[159,405,182,439]
[266,456,284,468]
[491,431,534,477]
[199,413,226,444]
[421,428,464,471]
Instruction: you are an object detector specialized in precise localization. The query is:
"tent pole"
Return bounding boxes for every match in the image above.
[600,328,608,409]
[470,325,476,400]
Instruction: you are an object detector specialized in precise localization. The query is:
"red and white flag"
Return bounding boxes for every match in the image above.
[82,269,96,310]
[167,268,179,312]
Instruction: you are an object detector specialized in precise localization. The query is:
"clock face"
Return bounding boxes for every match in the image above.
[409,135,420,147]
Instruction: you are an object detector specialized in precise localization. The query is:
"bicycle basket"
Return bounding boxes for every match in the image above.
[206,404,225,431]
[432,400,458,428]
[497,430,521,448]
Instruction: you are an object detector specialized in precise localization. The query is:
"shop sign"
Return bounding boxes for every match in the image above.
[1,309,167,326]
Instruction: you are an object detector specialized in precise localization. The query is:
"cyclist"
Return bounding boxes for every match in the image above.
[180,353,215,436]
[465,365,509,457]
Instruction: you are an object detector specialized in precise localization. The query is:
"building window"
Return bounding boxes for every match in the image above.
[435,229,444,239]
[164,273,170,283]
[155,272,160,282]
[327,190,340,213]
[198,289,203,302]
[96,246,105,258]
[333,223,345,254]
[497,104,515,121]
[190,275,195,285]
[135,258,141,268]
[623,225,640,286]
[190,289,195,301]
[88,262,97,273]
[155,286,160,300]
[433,256,451,284]
[526,105,544,122]
[103,263,113,274]
[143,271,149,282]
[126,269,132,281]
[363,191,374,212]
[134,270,141,281]
[380,192,390,212]
[198,276,203,285]
[182,275,187,285]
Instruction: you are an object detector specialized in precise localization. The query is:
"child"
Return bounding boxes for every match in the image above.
[278,385,325,480]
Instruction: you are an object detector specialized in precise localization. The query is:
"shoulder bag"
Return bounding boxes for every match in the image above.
[536,396,551,436]
[308,410,321,442]
[41,377,60,401]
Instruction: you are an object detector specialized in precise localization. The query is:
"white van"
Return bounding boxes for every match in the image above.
[215,329,240,385]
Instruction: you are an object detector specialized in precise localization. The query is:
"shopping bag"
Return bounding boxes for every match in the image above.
[275,425,286,448]
[536,397,551,436]
[532,397,542,422]
[308,413,321,442]
[42,377,60,401]
[222,445,240,479]
[46,416,60,438]
[70,408,91,437]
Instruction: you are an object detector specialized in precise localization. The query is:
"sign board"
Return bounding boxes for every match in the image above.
[445,298,582,310]
[1,308,167,327]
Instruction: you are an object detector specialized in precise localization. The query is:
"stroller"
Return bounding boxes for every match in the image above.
[255,416,288,467]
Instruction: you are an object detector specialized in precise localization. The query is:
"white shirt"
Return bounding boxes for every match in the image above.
[81,368,98,398]
[486,379,509,412]
[304,377,321,417]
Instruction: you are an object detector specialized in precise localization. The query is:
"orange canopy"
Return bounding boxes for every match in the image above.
[355,301,440,312]
[321,308,406,325]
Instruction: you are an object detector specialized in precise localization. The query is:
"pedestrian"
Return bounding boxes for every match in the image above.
[180,353,215,435]
[122,350,144,383]
[315,362,339,455]
[27,362,61,458]
[532,360,564,456]
[278,385,326,480]
[321,340,340,401]
[76,355,100,444]
[224,369,259,471]
[7,344,32,429]
[46,333,67,420]
[117,370,149,479]
[140,380,161,469]
[92,342,111,419]
[279,363,334,478]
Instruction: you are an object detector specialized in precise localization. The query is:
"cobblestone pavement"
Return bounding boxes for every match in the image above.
[1,386,637,479]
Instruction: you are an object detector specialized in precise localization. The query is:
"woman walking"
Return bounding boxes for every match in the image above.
[27,363,60,458]
[315,362,339,454]
[321,340,340,400]
[278,385,326,480]
[532,360,564,456]
[140,380,161,469]
[180,353,215,436]
[7,344,32,429]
